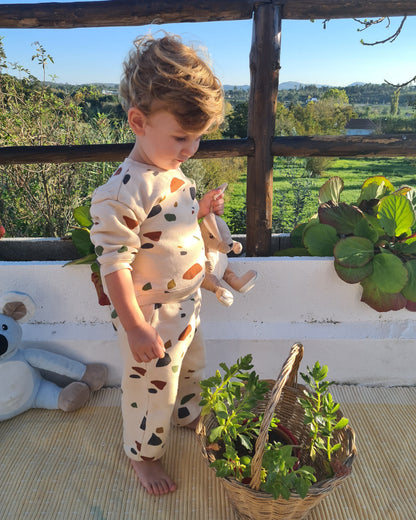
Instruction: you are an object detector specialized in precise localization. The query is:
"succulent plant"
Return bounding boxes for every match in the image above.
[65,206,110,306]
[284,175,416,312]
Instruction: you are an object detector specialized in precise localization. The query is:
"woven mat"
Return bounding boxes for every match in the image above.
[1,386,415,520]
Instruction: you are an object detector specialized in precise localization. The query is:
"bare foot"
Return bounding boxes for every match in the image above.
[131,459,177,495]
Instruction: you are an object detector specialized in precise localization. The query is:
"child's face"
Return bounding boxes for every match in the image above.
[131,109,207,171]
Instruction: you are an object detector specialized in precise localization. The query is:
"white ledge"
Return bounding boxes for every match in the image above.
[1,258,415,386]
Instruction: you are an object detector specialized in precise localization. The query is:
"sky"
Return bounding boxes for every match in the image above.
[1,0,415,88]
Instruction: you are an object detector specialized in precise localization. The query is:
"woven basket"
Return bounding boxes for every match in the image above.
[197,343,356,520]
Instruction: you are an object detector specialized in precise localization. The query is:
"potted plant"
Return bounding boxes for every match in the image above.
[65,206,110,306]
[278,175,416,312]
[197,343,355,520]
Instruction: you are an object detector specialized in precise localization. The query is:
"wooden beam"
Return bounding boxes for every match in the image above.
[1,0,416,29]
[0,0,254,29]
[280,0,416,20]
[2,134,416,165]
[271,134,416,157]
[246,3,282,257]
[3,134,416,164]
[0,139,253,165]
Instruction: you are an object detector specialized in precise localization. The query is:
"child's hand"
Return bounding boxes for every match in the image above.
[126,322,166,364]
[198,183,227,219]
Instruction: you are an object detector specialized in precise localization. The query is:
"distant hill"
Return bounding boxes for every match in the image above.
[225,81,371,91]
[223,84,250,91]
[224,82,416,107]
[279,81,367,89]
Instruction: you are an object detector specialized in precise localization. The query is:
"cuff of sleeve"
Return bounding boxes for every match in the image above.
[99,262,133,278]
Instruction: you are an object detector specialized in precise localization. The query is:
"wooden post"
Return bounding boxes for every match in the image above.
[246,2,281,256]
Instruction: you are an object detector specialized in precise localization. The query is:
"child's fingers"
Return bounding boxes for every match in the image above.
[211,195,224,215]
[153,335,166,359]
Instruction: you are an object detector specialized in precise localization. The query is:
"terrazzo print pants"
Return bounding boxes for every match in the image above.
[115,290,205,462]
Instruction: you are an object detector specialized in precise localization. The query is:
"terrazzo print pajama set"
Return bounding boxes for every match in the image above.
[90,158,206,462]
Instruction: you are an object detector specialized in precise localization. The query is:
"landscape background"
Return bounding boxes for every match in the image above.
[1,24,416,241]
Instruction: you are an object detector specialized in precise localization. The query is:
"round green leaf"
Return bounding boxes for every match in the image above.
[303,223,339,256]
[353,217,379,243]
[365,215,385,237]
[377,195,415,237]
[361,176,394,192]
[406,300,416,312]
[274,247,310,257]
[357,176,393,204]
[360,277,407,312]
[73,206,93,228]
[71,228,94,257]
[368,252,408,293]
[318,202,364,235]
[333,236,374,268]
[318,176,344,204]
[334,259,373,284]
[393,240,416,256]
[302,215,319,233]
[401,260,416,302]
[290,222,308,248]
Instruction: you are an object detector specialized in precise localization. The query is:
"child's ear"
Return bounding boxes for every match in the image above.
[128,107,147,136]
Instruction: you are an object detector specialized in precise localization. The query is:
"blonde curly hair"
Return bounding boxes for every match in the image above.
[119,33,224,134]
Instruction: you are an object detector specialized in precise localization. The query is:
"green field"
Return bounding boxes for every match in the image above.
[223,156,416,234]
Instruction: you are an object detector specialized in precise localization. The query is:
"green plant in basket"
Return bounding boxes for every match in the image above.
[200,354,323,500]
[298,362,349,477]
[65,206,110,306]
[198,345,355,520]
[279,175,416,312]
[261,443,316,500]
[200,355,270,458]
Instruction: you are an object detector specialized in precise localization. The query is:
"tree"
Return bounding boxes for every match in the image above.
[223,101,248,138]
[390,88,400,116]
[321,88,349,105]
[291,98,355,136]
[0,38,131,237]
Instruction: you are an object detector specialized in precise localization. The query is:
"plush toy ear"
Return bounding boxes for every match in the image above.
[201,213,220,240]
[214,215,233,242]
[0,292,36,322]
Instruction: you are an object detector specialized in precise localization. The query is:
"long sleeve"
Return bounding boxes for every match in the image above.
[90,197,142,277]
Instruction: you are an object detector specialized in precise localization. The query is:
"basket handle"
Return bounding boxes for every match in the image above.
[249,343,304,491]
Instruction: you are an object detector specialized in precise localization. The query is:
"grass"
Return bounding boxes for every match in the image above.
[223,156,416,233]
[324,157,416,203]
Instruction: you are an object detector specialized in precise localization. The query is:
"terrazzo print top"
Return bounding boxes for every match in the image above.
[90,158,205,305]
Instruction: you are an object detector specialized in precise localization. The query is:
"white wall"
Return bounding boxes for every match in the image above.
[1,258,415,386]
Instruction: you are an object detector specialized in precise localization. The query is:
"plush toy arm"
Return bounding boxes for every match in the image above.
[201,272,221,294]
[205,254,216,274]
[201,273,234,306]
[232,241,243,255]
[223,267,258,294]
[23,348,86,381]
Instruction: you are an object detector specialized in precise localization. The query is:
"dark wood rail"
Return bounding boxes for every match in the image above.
[271,134,416,157]
[0,139,254,165]
[2,135,415,165]
[1,0,416,28]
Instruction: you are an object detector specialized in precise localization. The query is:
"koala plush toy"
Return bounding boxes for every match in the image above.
[200,213,258,306]
[0,291,107,421]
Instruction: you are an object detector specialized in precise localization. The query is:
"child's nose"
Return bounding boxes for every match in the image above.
[183,139,199,158]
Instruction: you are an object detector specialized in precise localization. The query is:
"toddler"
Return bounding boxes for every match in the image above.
[90,33,225,496]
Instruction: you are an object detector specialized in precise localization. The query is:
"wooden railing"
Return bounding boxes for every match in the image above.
[1,0,416,255]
